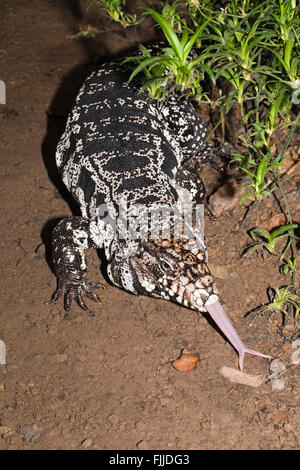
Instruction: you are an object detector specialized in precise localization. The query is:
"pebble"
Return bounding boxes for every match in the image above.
[268,359,288,391]
[34,243,45,258]
[269,359,286,375]
[158,365,169,376]
[219,366,264,387]
[81,438,93,448]
[270,378,286,391]
[291,349,300,365]
[160,397,170,406]
[0,426,13,437]
[136,439,148,449]
[291,339,300,349]
[284,423,293,433]
[261,214,286,232]
[53,353,68,363]
[22,424,42,443]
[209,180,240,217]
[107,414,119,425]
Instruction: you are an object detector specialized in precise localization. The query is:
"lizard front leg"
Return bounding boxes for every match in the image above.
[50,217,104,316]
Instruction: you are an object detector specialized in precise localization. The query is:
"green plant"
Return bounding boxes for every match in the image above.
[91,0,139,26]
[124,7,212,100]
[282,257,298,276]
[92,0,300,323]
[239,155,284,203]
[255,286,300,318]
[247,224,299,256]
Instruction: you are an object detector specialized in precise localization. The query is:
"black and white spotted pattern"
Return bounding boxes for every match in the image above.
[51,46,219,315]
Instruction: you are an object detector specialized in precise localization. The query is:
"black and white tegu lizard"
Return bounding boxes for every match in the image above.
[51,48,271,370]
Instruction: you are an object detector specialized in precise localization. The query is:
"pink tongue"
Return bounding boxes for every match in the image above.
[205,300,272,371]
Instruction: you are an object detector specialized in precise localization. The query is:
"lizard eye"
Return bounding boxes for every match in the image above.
[160,259,172,272]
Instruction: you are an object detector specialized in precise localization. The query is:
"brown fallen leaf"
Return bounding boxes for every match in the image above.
[220,366,265,387]
[172,349,200,372]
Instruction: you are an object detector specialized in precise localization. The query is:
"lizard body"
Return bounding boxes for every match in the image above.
[51,48,271,370]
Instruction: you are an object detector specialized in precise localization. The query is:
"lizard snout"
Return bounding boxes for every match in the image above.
[170,273,218,312]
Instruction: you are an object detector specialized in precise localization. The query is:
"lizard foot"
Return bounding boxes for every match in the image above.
[48,279,105,316]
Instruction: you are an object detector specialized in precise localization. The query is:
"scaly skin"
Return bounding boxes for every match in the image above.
[50,45,271,370]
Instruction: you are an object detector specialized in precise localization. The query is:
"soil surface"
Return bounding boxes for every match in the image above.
[0,0,299,450]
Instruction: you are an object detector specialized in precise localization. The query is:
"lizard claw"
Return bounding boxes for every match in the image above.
[49,279,105,317]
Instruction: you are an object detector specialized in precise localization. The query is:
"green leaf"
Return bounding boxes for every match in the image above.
[127,56,166,82]
[146,8,183,60]
[271,224,299,239]
[250,227,272,241]
[247,242,265,256]
[284,36,294,70]
[182,20,211,62]
[241,166,255,179]
[283,264,289,275]
[256,156,268,186]
[240,193,255,205]
[181,30,189,48]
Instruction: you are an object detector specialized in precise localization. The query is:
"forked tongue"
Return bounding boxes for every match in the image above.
[205,299,272,371]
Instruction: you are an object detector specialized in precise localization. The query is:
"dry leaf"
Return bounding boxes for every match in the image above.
[172,349,200,372]
[220,366,264,387]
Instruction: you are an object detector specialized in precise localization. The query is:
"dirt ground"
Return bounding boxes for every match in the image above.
[0,0,299,450]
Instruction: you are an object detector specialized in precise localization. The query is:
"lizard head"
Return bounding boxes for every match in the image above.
[107,236,219,312]
[107,236,271,371]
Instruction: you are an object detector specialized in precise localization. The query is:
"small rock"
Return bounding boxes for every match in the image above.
[53,353,68,363]
[209,180,241,217]
[163,386,174,397]
[22,424,42,443]
[269,359,286,375]
[158,365,169,376]
[269,408,288,422]
[160,397,170,406]
[107,414,119,425]
[0,426,13,437]
[34,243,45,258]
[172,349,200,372]
[270,378,286,391]
[136,439,148,449]
[291,339,300,349]
[261,214,286,232]
[2,430,15,439]
[81,438,93,449]
[220,366,264,387]
[291,349,300,365]
[279,151,300,182]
